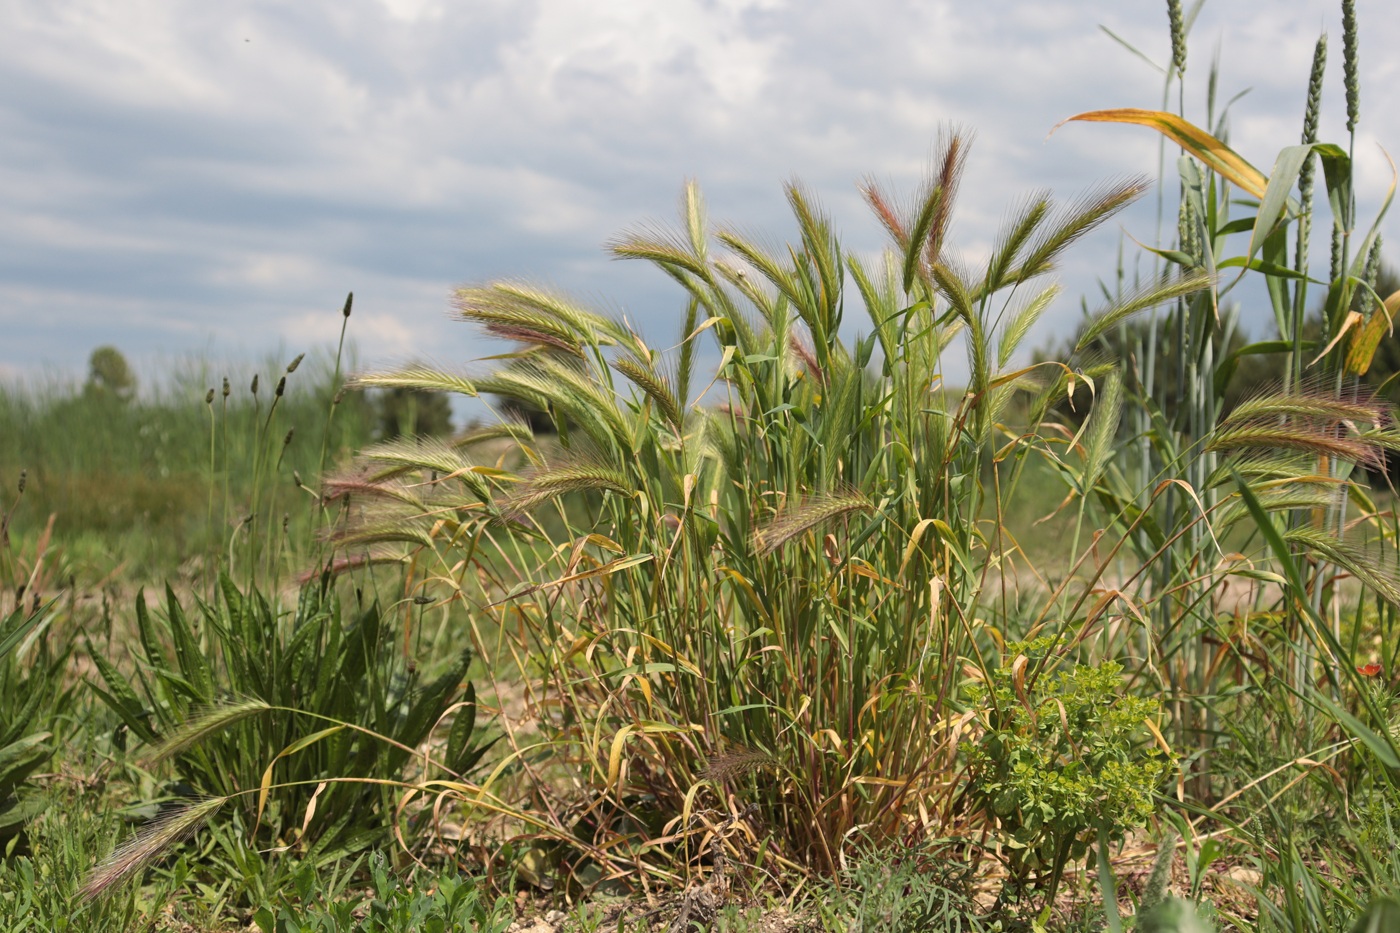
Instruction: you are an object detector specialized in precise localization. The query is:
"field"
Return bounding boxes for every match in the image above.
[7,5,1400,931]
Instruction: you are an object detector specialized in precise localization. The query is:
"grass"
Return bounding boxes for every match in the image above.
[6,2,1400,931]
[0,342,376,582]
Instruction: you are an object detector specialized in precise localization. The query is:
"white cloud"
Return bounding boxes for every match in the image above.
[0,0,1397,385]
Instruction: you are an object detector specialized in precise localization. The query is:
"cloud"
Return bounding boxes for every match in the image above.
[0,0,1397,388]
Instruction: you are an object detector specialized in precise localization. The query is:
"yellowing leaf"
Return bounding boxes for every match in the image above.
[898,518,937,579]
[606,726,633,792]
[256,725,345,834]
[1346,291,1400,375]
[1312,311,1363,367]
[1143,718,1174,757]
[849,560,899,587]
[1057,109,1268,199]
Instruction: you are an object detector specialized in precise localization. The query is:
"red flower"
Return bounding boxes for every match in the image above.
[1357,663,1383,677]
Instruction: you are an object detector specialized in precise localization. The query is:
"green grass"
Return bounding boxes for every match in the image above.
[0,347,376,582]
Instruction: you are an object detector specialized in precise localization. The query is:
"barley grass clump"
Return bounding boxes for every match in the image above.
[328,139,1211,880]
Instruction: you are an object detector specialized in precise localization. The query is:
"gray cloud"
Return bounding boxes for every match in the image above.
[1,0,1396,397]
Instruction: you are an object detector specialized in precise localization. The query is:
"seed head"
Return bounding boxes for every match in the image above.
[342,292,354,318]
[80,797,226,901]
[274,376,286,398]
[17,470,26,494]
[1167,0,1186,78]
[1299,35,1326,208]
[1342,0,1359,132]
[205,388,215,405]
[286,352,305,374]
[222,377,230,399]
[283,428,294,447]
[1359,236,1384,311]
[250,374,259,396]
[1178,196,1200,262]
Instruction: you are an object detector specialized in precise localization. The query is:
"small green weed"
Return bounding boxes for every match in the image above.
[0,604,64,852]
[963,644,1170,905]
[0,792,171,933]
[0,506,75,854]
[249,851,513,933]
[814,842,984,933]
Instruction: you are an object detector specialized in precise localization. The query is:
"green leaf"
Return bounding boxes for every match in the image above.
[1215,257,1315,281]
[1246,144,1311,265]
[1096,822,1124,933]
[165,585,213,700]
[1313,692,1400,770]
[0,607,43,659]
[86,649,160,744]
[444,683,484,777]
[1350,896,1400,933]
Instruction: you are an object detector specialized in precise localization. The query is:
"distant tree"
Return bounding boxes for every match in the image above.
[495,397,557,434]
[84,346,136,402]
[376,382,453,440]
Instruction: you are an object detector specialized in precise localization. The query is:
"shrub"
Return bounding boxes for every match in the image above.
[962,641,1170,902]
[83,346,136,403]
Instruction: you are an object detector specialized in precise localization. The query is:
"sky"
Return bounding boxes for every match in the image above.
[1,0,1397,403]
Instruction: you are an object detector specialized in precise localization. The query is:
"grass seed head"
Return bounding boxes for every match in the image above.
[1300,35,1327,207]
[80,797,226,902]
[145,698,272,766]
[704,744,779,784]
[753,490,873,557]
[1167,0,1186,78]
[1342,0,1359,131]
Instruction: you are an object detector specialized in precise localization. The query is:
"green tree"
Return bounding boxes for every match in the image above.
[83,346,136,402]
[376,380,452,439]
